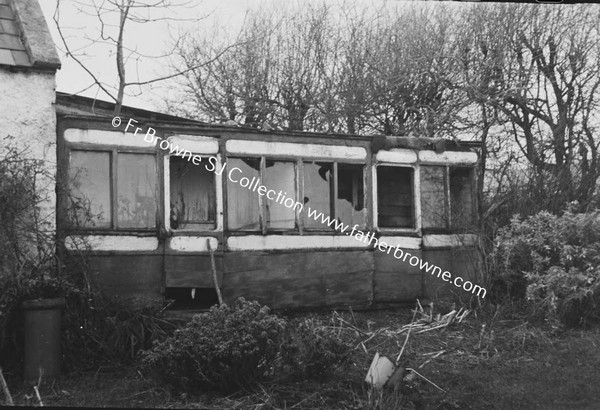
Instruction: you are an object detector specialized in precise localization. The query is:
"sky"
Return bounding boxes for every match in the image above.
[39,0,266,112]
[39,0,452,114]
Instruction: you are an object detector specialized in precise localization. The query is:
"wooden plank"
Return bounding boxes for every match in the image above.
[223,250,374,308]
[373,250,422,302]
[164,254,222,287]
[374,271,422,302]
[86,255,163,308]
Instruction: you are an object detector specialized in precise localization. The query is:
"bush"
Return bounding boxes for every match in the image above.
[62,293,177,368]
[141,298,286,392]
[279,316,352,380]
[491,207,600,327]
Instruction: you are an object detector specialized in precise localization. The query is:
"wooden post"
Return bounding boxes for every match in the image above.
[206,239,223,305]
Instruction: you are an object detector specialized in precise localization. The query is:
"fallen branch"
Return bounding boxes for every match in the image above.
[0,368,14,406]
[406,368,446,393]
[33,386,43,407]
[396,303,419,364]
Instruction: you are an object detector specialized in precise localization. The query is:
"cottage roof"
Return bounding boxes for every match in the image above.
[0,0,60,70]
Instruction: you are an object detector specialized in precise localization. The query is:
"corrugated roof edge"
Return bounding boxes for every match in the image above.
[55,92,482,150]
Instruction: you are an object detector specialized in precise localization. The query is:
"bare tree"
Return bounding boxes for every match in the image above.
[53,0,240,115]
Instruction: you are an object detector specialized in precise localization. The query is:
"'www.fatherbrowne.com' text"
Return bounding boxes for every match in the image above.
[118,117,487,299]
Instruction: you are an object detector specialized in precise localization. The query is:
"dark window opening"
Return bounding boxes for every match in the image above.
[170,156,216,230]
[164,287,219,310]
[377,166,414,228]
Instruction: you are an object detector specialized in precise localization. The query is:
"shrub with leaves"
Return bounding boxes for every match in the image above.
[141,298,286,392]
[279,316,352,380]
[491,206,600,326]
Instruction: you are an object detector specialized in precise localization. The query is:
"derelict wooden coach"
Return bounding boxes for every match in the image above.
[56,94,482,310]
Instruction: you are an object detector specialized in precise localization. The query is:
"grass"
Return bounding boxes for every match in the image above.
[4,305,600,409]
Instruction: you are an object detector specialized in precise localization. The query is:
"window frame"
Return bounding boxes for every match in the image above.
[66,145,159,232]
[164,152,223,234]
[420,164,476,233]
[373,163,420,234]
[167,154,218,232]
[226,155,367,235]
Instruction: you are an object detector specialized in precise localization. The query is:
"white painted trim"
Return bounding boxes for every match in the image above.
[414,164,422,232]
[164,156,170,231]
[378,236,422,249]
[226,140,367,160]
[372,166,378,229]
[169,236,219,252]
[372,163,421,233]
[65,235,159,251]
[423,234,479,248]
[375,149,417,164]
[64,128,154,148]
[167,135,219,154]
[227,235,369,251]
[418,150,478,164]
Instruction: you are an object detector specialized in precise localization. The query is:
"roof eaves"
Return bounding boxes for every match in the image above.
[9,0,61,71]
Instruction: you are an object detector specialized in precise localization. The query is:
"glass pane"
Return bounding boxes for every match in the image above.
[227,157,261,230]
[264,160,296,229]
[450,167,474,230]
[117,153,157,228]
[421,166,447,229]
[337,164,366,228]
[303,162,333,229]
[170,156,215,230]
[68,151,111,228]
[377,166,413,228]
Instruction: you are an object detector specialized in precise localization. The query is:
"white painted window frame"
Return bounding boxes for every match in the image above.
[164,152,224,233]
[372,162,422,235]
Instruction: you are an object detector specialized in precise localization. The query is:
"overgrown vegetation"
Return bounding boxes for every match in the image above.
[279,316,353,381]
[491,206,600,327]
[0,137,177,374]
[141,299,354,393]
[142,298,286,392]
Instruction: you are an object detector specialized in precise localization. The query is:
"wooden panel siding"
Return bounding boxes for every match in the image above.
[373,249,423,302]
[56,114,482,310]
[222,250,373,308]
[86,254,163,308]
[164,254,222,288]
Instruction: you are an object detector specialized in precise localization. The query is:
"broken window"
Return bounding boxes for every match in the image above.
[264,160,296,229]
[68,150,111,228]
[337,164,366,227]
[170,156,216,230]
[302,161,365,230]
[227,157,261,230]
[117,153,157,228]
[302,161,333,229]
[226,157,365,232]
[450,167,474,229]
[377,166,414,228]
[420,165,476,231]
